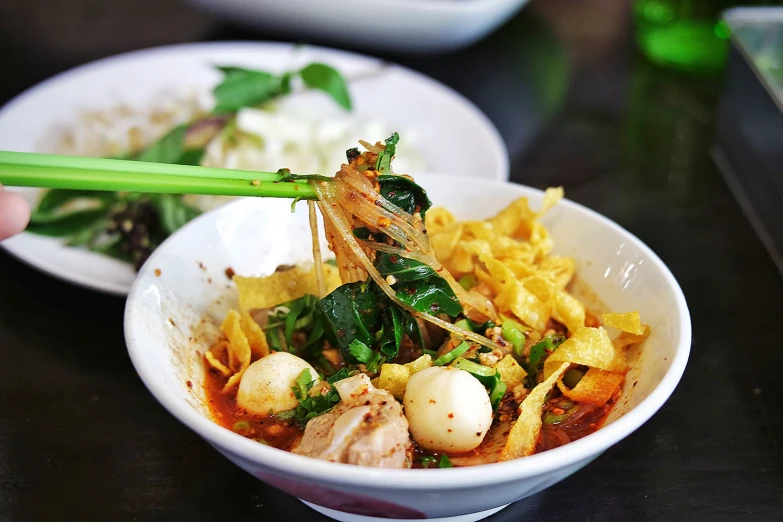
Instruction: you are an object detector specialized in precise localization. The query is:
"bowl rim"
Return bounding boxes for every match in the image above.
[124,175,691,489]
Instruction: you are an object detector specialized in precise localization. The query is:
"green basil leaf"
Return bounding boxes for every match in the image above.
[213,67,282,114]
[64,219,107,247]
[88,233,124,255]
[318,281,381,357]
[375,132,399,175]
[393,276,462,317]
[36,189,111,214]
[378,173,432,219]
[299,62,352,111]
[352,227,373,240]
[379,304,403,359]
[136,125,189,164]
[438,454,453,468]
[402,312,425,350]
[297,310,326,355]
[176,147,206,166]
[375,252,436,284]
[26,208,108,238]
[154,194,201,235]
[284,297,308,348]
[326,368,356,385]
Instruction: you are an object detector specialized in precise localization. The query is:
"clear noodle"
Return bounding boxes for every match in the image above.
[312,178,502,351]
[308,200,326,298]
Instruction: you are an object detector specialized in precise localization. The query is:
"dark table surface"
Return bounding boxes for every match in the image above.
[1,1,782,521]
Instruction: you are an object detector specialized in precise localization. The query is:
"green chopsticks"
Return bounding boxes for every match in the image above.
[0,150,319,200]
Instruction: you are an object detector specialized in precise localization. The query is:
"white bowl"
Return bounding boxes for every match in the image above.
[124,175,691,522]
[185,0,531,54]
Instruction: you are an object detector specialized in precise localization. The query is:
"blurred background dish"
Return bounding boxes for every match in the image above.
[0,41,507,295]
[183,0,532,54]
[714,7,783,277]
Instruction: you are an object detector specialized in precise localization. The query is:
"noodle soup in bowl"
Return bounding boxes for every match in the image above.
[124,174,690,522]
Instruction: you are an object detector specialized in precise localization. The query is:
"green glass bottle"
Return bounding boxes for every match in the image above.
[634,0,740,73]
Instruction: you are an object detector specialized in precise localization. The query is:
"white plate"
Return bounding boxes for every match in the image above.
[185,0,531,54]
[0,41,507,295]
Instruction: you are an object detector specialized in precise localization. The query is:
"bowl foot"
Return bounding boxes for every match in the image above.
[300,500,510,522]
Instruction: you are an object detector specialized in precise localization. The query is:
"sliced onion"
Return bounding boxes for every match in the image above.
[357,140,384,154]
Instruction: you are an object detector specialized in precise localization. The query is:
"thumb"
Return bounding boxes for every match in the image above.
[0,184,31,241]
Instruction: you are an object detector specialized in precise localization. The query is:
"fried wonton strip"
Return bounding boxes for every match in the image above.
[538,187,564,216]
[222,371,244,393]
[602,312,646,335]
[496,355,527,388]
[376,355,433,400]
[544,327,626,378]
[234,264,342,311]
[614,325,651,350]
[557,368,625,406]
[239,311,269,359]
[425,207,456,235]
[204,342,232,377]
[552,290,586,334]
[488,197,536,238]
[499,362,570,461]
[376,364,409,400]
[537,255,575,289]
[220,310,252,393]
[495,279,549,332]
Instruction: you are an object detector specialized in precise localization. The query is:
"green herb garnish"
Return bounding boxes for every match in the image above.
[280,369,341,426]
[419,456,437,468]
[455,358,496,386]
[378,170,432,218]
[489,378,507,411]
[420,455,453,468]
[501,319,528,356]
[348,339,385,374]
[299,62,353,110]
[375,132,399,175]
[458,274,476,290]
[526,335,566,384]
[433,341,470,366]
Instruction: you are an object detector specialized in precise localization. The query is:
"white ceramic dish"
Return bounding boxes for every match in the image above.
[0,41,506,295]
[185,0,531,54]
[124,174,691,522]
